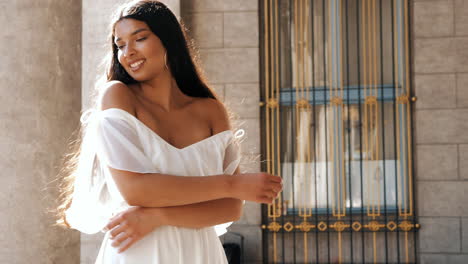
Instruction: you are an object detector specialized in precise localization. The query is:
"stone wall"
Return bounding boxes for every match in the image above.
[413,0,468,263]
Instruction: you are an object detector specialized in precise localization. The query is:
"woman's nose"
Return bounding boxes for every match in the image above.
[123,45,136,57]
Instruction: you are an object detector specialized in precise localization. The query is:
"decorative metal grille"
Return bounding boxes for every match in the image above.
[259,0,419,263]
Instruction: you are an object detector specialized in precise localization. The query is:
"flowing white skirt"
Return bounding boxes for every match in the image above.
[96,225,228,264]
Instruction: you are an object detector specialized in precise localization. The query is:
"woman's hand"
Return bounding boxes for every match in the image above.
[104,206,162,253]
[230,172,283,204]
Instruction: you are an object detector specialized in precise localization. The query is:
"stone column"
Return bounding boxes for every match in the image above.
[0,0,81,263]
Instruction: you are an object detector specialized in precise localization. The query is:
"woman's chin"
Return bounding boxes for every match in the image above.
[128,72,149,82]
[130,70,169,82]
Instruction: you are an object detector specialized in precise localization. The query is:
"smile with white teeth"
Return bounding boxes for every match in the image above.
[129,59,145,71]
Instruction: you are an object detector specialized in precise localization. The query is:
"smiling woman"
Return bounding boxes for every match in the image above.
[55,1,282,264]
[114,21,166,78]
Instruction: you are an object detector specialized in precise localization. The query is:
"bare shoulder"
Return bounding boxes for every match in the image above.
[194,97,231,133]
[98,80,137,115]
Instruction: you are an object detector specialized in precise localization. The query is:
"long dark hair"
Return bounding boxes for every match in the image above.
[55,0,225,228]
[107,0,216,99]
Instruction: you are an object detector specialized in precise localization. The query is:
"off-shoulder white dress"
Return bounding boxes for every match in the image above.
[65,108,243,264]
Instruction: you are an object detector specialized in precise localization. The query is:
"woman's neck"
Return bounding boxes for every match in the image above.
[137,72,191,113]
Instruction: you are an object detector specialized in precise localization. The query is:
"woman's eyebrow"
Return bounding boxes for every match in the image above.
[115,28,149,42]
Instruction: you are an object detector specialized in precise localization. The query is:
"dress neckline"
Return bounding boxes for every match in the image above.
[100,108,232,151]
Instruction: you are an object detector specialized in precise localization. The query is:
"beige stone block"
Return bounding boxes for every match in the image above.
[414,38,457,73]
[447,255,468,264]
[235,118,261,156]
[237,201,261,225]
[81,233,104,264]
[82,12,110,46]
[416,144,458,180]
[184,13,223,48]
[455,0,468,36]
[419,217,460,253]
[224,12,259,47]
[182,0,223,12]
[456,37,468,73]
[224,83,260,119]
[457,73,468,107]
[420,254,468,264]
[199,48,259,83]
[415,109,468,144]
[463,217,468,253]
[420,254,449,264]
[83,0,127,45]
[182,0,257,12]
[460,144,468,180]
[418,181,468,216]
[222,0,258,11]
[414,0,454,37]
[415,74,456,109]
[211,84,225,101]
[240,152,262,173]
[159,0,180,17]
[225,224,262,261]
[82,42,108,109]
[416,109,456,144]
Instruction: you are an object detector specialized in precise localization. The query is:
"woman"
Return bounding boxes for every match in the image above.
[56,1,282,263]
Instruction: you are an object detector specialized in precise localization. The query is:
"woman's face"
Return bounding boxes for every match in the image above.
[113,18,167,81]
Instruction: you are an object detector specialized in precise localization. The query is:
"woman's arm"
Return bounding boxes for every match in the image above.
[105,169,245,253]
[100,83,282,207]
[105,198,243,253]
[149,198,242,228]
[110,167,280,207]
[143,167,244,229]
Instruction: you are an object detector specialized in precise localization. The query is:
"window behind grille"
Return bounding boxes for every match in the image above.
[260,0,419,263]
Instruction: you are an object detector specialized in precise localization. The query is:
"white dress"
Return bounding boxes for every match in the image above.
[64,108,243,264]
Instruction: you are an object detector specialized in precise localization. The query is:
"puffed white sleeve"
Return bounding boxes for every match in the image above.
[222,130,243,175]
[215,129,244,237]
[65,109,156,234]
[94,110,156,173]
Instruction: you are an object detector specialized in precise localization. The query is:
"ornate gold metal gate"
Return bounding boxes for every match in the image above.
[259,0,419,263]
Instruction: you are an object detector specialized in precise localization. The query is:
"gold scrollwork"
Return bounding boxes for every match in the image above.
[266,98,279,109]
[399,220,418,232]
[397,94,409,104]
[364,95,378,105]
[317,221,328,231]
[331,221,350,232]
[365,221,386,232]
[352,221,362,231]
[296,98,309,109]
[262,220,420,233]
[387,221,398,231]
[283,222,294,232]
[330,96,343,106]
[296,221,316,232]
[268,200,282,218]
[262,221,282,232]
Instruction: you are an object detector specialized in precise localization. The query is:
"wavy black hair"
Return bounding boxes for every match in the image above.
[107,0,216,99]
